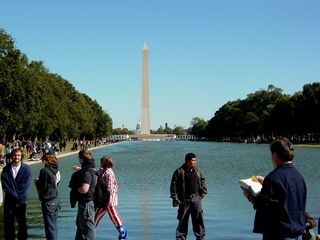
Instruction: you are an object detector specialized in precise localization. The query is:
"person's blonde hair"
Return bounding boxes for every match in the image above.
[11,148,25,161]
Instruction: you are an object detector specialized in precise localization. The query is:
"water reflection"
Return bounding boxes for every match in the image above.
[140,192,151,240]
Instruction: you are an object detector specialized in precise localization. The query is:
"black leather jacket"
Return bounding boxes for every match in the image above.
[170,163,207,203]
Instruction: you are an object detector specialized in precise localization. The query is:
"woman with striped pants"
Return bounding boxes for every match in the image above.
[95,155,128,240]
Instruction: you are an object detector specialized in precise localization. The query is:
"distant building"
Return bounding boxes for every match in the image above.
[136,120,141,134]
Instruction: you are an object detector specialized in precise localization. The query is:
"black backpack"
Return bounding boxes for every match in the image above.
[92,170,110,208]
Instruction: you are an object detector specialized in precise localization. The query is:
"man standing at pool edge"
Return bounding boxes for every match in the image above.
[170,152,207,240]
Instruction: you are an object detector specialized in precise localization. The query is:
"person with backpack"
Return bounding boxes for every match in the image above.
[95,155,128,240]
[34,147,61,240]
[69,149,97,240]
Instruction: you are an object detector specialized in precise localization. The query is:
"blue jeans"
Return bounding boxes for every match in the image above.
[75,201,95,240]
[42,198,60,240]
[263,234,302,240]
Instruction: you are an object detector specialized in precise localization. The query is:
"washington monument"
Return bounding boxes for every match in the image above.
[140,42,150,134]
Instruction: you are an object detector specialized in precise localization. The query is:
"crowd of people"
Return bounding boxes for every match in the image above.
[0,141,14,165]
[0,137,319,240]
[0,140,61,165]
[0,139,106,166]
[1,145,128,240]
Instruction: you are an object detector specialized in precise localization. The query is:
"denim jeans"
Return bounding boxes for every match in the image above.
[263,234,302,240]
[41,198,60,240]
[75,201,95,240]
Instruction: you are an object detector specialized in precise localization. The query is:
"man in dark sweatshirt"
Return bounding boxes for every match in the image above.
[35,147,61,240]
[69,149,97,240]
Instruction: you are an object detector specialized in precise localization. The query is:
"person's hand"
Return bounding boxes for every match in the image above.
[172,198,181,207]
[256,175,264,184]
[34,178,39,185]
[72,165,81,171]
[243,189,254,204]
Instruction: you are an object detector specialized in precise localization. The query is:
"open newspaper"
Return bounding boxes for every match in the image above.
[239,176,262,197]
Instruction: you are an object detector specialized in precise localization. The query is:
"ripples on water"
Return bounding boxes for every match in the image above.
[1,141,320,239]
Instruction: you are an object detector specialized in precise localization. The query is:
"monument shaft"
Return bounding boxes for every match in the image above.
[141,42,150,134]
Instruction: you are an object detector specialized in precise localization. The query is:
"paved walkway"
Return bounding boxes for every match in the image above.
[0,144,108,206]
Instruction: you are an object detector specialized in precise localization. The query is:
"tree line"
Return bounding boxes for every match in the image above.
[0,28,112,142]
[203,83,320,143]
[149,82,320,144]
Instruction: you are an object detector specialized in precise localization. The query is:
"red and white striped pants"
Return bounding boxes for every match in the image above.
[95,205,124,228]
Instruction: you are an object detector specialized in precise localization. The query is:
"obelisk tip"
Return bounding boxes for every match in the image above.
[143,42,148,50]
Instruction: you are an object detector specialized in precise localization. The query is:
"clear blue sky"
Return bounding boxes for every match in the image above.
[1,1,319,130]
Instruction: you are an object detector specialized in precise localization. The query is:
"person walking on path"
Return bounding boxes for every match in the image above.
[34,147,61,240]
[243,137,307,240]
[170,152,207,240]
[69,149,97,240]
[1,148,32,240]
[94,155,128,240]
[5,143,12,165]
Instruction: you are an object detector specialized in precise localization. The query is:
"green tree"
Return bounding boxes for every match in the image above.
[172,126,187,135]
[206,85,287,141]
[298,83,320,141]
[0,28,113,142]
[190,117,207,138]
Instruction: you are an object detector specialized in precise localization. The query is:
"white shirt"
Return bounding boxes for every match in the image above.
[12,164,21,179]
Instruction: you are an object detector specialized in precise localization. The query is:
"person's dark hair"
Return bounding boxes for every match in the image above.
[11,148,24,160]
[270,137,294,162]
[185,153,196,163]
[100,155,113,169]
[78,149,93,161]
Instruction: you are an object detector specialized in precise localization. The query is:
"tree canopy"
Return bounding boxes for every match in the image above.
[205,84,320,143]
[0,28,112,142]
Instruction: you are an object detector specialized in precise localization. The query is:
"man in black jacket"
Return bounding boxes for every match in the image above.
[170,153,207,240]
